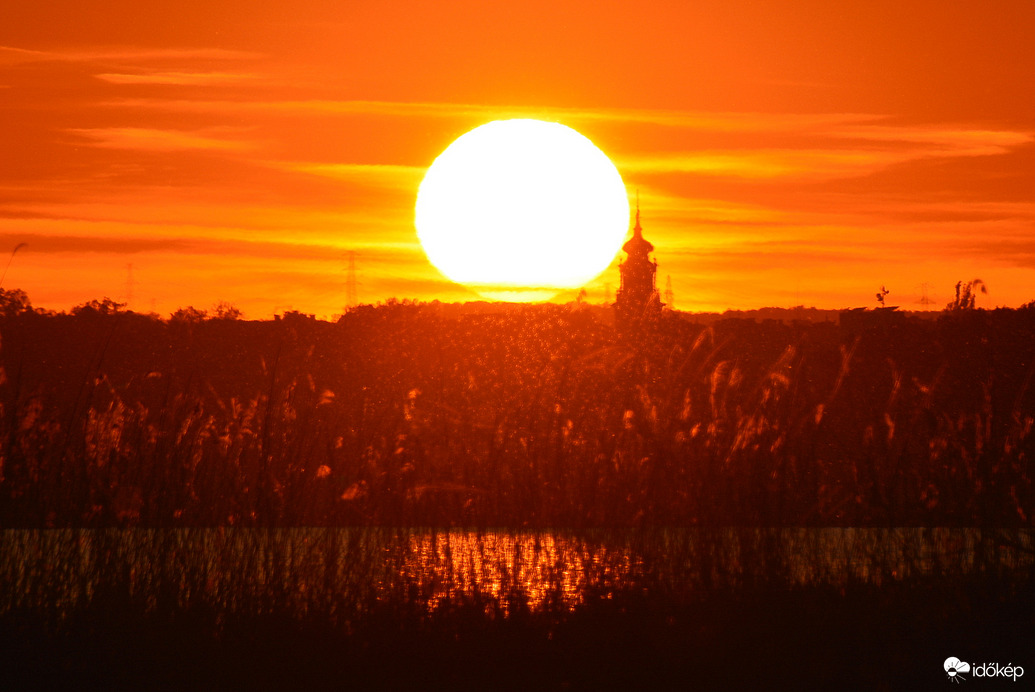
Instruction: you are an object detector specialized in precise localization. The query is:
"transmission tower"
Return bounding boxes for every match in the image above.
[917,282,935,310]
[345,251,358,309]
[664,274,674,308]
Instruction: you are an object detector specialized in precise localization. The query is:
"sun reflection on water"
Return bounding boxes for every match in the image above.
[1,528,1031,621]
[400,531,636,614]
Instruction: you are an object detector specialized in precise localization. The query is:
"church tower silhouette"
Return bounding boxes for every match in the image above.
[614,199,661,328]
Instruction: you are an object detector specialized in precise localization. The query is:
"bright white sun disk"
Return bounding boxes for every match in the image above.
[416,119,629,301]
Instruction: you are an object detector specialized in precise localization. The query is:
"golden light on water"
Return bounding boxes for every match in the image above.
[415,119,630,302]
[402,531,633,613]
[3,529,1031,619]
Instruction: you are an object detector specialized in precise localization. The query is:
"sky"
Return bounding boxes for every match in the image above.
[1,0,1033,317]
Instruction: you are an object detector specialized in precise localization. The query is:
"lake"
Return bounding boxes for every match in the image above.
[3,527,1031,621]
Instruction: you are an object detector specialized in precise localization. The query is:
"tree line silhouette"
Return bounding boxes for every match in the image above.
[1,290,1033,527]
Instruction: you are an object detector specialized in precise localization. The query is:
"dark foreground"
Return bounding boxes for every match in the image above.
[2,528,1031,690]
[3,302,1035,529]
[2,578,1031,690]
[2,299,1033,687]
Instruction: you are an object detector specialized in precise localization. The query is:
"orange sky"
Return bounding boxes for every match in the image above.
[2,0,1034,317]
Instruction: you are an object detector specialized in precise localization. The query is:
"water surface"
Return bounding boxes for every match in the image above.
[2,527,1031,620]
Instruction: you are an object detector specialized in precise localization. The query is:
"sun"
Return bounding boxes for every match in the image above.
[415,119,630,301]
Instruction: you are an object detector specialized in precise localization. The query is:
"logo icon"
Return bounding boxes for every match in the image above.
[945,657,971,683]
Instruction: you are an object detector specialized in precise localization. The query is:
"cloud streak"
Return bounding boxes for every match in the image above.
[95,71,261,86]
[0,44,258,65]
[619,125,1032,180]
[0,230,422,262]
[3,30,1034,315]
[104,96,883,132]
[283,163,425,191]
[67,127,254,152]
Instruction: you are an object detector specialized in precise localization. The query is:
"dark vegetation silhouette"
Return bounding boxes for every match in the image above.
[1,289,1032,689]
[947,278,988,311]
[0,291,1033,528]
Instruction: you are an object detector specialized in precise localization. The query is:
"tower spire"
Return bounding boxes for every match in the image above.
[623,189,653,256]
[615,195,660,330]
[634,189,642,236]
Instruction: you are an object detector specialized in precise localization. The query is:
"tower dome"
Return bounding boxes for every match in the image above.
[622,207,654,256]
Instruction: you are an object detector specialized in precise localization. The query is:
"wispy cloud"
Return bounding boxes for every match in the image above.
[0,44,258,65]
[95,96,1032,185]
[269,100,882,134]
[622,147,924,180]
[67,127,254,152]
[105,97,880,132]
[95,71,261,86]
[618,120,1032,180]
[0,203,419,251]
[857,199,1035,223]
[0,45,50,63]
[830,124,1033,154]
[0,230,422,263]
[284,163,425,191]
[5,50,1034,314]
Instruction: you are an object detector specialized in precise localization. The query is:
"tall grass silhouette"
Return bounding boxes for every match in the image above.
[1,299,1033,689]
[1,301,1033,528]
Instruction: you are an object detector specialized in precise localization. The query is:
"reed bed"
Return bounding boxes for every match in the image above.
[1,525,1031,690]
[2,527,1031,622]
[1,298,1033,688]
[1,303,1032,528]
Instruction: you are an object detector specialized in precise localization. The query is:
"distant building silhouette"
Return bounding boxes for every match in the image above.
[614,203,661,329]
